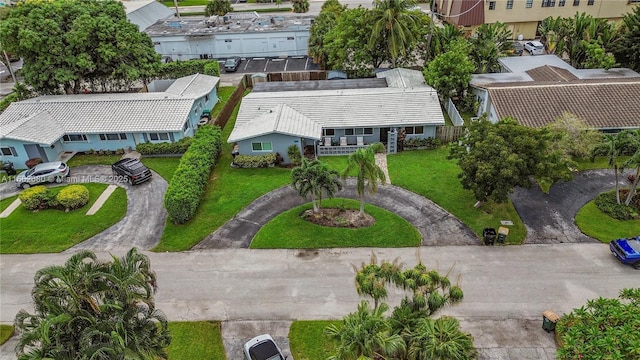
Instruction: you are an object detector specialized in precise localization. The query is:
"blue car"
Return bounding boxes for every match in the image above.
[609,236,640,269]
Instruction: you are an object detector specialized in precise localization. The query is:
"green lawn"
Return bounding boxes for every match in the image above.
[0,325,13,345]
[289,320,340,360]
[167,321,226,360]
[212,86,236,118]
[387,148,526,244]
[575,201,640,242]
[0,183,127,253]
[251,198,421,249]
[161,0,207,6]
[575,156,631,171]
[66,154,121,167]
[140,157,181,182]
[154,93,291,252]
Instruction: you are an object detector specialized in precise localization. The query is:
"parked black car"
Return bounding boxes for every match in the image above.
[111,158,152,185]
[510,42,524,56]
[224,57,241,72]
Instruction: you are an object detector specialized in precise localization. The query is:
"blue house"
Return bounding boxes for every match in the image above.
[228,68,445,163]
[0,74,219,167]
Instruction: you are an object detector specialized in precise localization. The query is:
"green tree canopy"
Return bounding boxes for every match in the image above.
[292,0,310,13]
[612,4,640,72]
[205,0,233,16]
[369,0,423,68]
[449,117,572,204]
[423,38,474,99]
[469,22,513,73]
[14,249,171,359]
[308,0,346,69]
[0,0,160,94]
[291,159,343,213]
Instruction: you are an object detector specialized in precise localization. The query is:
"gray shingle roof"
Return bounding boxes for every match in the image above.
[165,73,220,98]
[228,104,322,142]
[376,68,427,88]
[229,86,444,142]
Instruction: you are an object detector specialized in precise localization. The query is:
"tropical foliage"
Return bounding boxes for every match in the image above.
[612,4,640,72]
[204,0,233,16]
[544,112,601,160]
[291,159,343,213]
[14,249,171,360]
[590,130,638,205]
[308,0,346,69]
[0,0,160,94]
[369,0,423,68]
[342,146,386,217]
[449,116,572,204]
[423,38,475,100]
[468,22,513,74]
[556,288,640,360]
[292,0,310,13]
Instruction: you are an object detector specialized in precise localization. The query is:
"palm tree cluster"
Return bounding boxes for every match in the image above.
[325,255,475,360]
[14,249,171,360]
[291,159,343,213]
[591,129,640,206]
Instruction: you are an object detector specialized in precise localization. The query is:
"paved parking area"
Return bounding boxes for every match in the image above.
[220,56,318,74]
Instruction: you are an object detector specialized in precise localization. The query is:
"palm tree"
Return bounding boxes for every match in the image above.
[325,301,406,360]
[406,316,476,360]
[291,159,342,213]
[369,0,422,68]
[15,249,171,360]
[591,132,632,204]
[343,147,386,218]
[469,22,513,74]
[621,129,640,206]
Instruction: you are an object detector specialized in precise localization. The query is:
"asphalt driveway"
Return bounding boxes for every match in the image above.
[0,165,168,252]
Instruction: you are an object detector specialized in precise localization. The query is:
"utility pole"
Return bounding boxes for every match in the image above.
[0,39,17,83]
[425,0,437,61]
[173,0,181,18]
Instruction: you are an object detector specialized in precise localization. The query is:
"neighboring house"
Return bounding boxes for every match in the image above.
[0,74,219,166]
[434,0,639,39]
[228,68,445,163]
[470,55,640,131]
[145,13,313,61]
[121,0,174,31]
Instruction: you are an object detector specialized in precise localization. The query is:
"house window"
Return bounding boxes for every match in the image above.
[323,129,335,136]
[404,126,424,135]
[99,133,127,141]
[587,0,594,4]
[251,142,272,151]
[542,0,555,7]
[526,0,533,7]
[354,128,374,135]
[205,94,210,102]
[62,134,87,142]
[488,1,496,10]
[559,0,566,6]
[1,146,17,156]
[506,0,514,8]
[148,133,170,141]
[183,121,189,132]
[344,129,354,136]
[573,0,579,5]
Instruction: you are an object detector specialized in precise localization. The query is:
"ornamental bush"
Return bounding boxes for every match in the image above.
[594,191,639,220]
[164,125,222,224]
[156,59,220,79]
[136,137,193,155]
[232,153,277,168]
[403,137,442,150]
[19,186,53,210]
[55,185,90,210]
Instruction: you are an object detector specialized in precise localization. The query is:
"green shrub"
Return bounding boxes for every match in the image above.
[203,61,220,77]
[287,145,302,165]
[19,186,53,210]
[368,142,386,154]
[136,137,193,155]
[233,153,277,168]
[164,125,223,224]
[403,137,442,150]
[156,60,221,79]
[594,191,639,220]
[55,185,90,210]
[0,92,18,113]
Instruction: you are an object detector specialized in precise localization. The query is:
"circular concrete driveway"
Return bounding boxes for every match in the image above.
[0,165,167,252]
[510,169,628,244]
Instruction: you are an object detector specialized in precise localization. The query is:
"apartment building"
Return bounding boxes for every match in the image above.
[434,0,640,39]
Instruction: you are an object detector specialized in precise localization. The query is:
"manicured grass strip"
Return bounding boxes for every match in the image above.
[162,0,208,6]
[387,148,526,244]
[154,97,291,252]
[0,325,14,345]
[141,157,181,182]
[251,198,421,249]
[289,320,340,360]
[67,154,121,167]
[167,321,226,360]
[575,201,640,243]
[574,156,630,171]
[212,86,236,118]
[0,183,127,254]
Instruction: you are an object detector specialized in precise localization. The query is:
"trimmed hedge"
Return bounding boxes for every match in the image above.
[164,125,223,224]
[403,137,442,150]
[56,185,90,210]
[19,186,52,210]
[156,60,220,79]
[233,153,278,168]
[136,137,194,155]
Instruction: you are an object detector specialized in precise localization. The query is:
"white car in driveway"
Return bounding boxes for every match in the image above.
[243,334,286,360]
[14,161,70,189]
[524,41,545,55]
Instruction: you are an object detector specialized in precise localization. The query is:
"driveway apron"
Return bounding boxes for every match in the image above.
[193,178,478,249]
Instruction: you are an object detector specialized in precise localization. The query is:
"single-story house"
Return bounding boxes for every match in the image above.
[0,74,219,166]
[228,68,445,163]
[470,55,640,132]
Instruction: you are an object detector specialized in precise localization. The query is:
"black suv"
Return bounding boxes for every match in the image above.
[111,158,152,185]
[224,57,241,72]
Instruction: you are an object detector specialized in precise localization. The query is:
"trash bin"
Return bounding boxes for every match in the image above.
[542,310,559,332]
[483,228,497,245]
[497,226,509,244]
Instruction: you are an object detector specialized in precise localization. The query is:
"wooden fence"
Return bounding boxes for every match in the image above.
[436,125,466,143]
[212,77,247,130]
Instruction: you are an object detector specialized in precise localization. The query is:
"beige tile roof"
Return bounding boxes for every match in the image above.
[488,80,640,129]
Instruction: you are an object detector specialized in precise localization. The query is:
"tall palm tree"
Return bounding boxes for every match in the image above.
[406,316,476,360]
[591,132,632,204]
[325,301,406,360]
[343,147,386,218]
[291,159,342,212]
[621,129,640,206]
[469,22,513,74]
[15,249,171,360]
[369,0,421,68]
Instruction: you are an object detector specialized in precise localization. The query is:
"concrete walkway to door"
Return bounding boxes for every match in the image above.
[193,177,479,249]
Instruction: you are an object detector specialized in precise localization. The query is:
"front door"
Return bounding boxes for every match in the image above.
[24,144,48,162]
[380,127,390,144]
